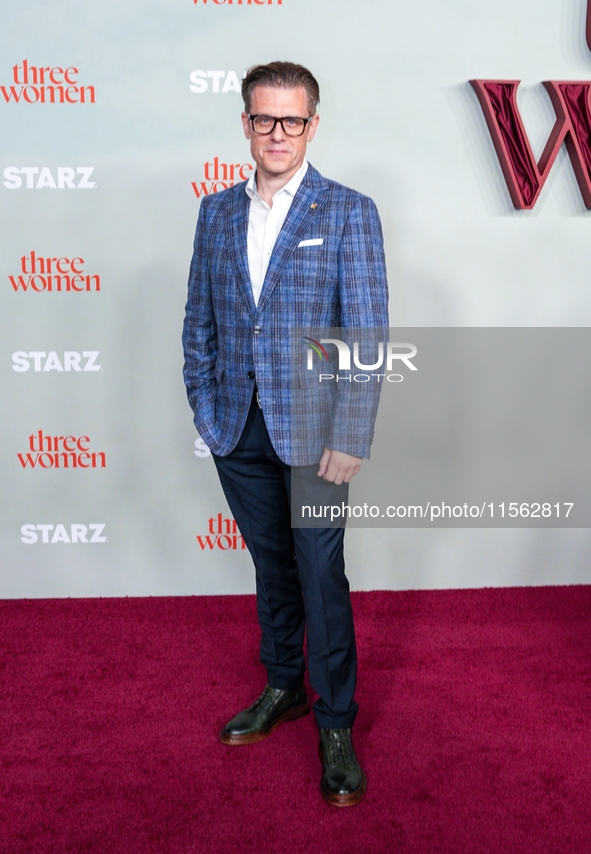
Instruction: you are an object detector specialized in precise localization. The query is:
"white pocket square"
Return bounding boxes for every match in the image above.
[298,238,323,247]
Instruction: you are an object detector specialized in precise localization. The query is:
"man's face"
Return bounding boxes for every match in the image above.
[241,85,320,183]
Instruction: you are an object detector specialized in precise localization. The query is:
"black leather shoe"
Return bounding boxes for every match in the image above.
[319,727,367,806]
[219,684,310,745]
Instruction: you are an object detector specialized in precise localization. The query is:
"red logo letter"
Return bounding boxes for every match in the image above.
[471,79,591,209]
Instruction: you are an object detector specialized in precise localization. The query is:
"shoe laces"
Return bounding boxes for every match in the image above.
[324,729,355,767]
[245,686,279,716]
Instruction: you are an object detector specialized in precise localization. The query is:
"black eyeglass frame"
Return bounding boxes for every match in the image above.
[248,114,314,137]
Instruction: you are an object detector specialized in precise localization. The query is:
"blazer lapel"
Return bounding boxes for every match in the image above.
[256,165,329,314]
[225,186,256,317]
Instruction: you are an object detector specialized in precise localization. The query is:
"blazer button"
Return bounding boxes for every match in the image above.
[254,326,261,335]
[247,370,255,380]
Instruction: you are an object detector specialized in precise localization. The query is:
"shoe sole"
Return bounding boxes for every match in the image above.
[219,697,311,746]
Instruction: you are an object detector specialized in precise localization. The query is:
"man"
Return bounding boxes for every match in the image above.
[183,62,389,807]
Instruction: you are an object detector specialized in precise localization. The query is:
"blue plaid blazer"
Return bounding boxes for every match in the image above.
[182,163,389,465]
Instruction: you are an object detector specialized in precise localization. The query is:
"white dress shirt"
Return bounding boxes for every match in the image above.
[245,160,308,306]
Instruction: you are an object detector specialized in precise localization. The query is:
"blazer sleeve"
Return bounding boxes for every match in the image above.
[182,198,218,443]
[328,194,390,458]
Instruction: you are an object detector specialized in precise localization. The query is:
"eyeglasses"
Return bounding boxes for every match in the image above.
[248,114,313,137]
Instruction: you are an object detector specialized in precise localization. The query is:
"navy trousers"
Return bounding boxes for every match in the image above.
[212,396,358,729]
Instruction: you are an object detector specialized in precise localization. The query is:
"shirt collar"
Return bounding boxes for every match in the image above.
[246,159,308,202]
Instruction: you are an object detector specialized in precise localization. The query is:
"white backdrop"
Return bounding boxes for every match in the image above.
[1,0,590,598]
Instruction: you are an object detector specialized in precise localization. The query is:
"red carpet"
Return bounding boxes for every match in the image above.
[1,587,590,854]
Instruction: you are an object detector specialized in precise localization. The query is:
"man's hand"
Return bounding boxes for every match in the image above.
[317,448,362,485]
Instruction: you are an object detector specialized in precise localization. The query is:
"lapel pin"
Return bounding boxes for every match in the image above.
[310,203,317,209]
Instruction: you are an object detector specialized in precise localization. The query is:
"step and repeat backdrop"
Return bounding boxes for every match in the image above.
[2,0,591,598]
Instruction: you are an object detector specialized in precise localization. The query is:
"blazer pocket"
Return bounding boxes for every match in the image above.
[298,368,336,388]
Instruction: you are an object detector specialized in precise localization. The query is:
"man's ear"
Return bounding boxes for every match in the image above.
[307,113,320,143]
[241,112,252,140]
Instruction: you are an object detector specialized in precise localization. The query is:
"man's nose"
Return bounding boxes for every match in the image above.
[270,120,286,141]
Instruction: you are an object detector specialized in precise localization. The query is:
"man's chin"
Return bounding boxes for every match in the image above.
[261,157,295,175]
